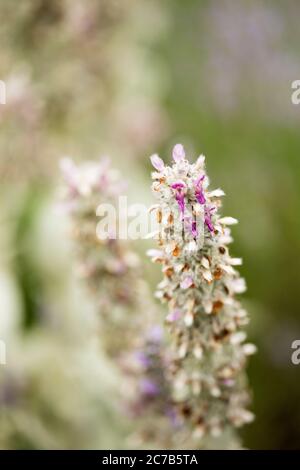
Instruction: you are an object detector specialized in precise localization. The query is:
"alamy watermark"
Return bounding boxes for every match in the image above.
[291,80,300,105]
[96,196,205,245]
[0,80,6,105]
[291,340,300,365]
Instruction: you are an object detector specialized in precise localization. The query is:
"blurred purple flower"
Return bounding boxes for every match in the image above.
[140,378,160,397]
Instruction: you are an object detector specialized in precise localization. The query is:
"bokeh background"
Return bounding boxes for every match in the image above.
[1,0,300,449]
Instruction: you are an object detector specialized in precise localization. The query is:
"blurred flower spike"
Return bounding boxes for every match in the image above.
[60,156,142,358]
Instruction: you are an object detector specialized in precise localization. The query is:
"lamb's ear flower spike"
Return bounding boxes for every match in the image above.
[60,157,144,358]
[149,144,256,448]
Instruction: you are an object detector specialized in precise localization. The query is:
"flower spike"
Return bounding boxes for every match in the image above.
[149,144,256,447]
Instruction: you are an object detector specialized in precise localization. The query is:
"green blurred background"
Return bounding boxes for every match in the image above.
[0,0,300,449]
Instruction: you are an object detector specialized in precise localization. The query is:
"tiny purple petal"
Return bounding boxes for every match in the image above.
[196,190,206,205]
[166,309,182,322]
[175,192,185,215]
[194,174,206,204]
[150,154,165,172]
[183,214,198,238]
[171,182,186,216]
[204,205,216,233]
[204,212,214,233]
[195,174,205,186]
[180,276,194,289]
[171,181,186,190]
[207,205,216,214]
[172,144,185,163]
[205,216,214,233]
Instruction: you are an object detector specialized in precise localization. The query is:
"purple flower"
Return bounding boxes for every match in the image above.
[180,276,194,289]
[194,175,206,205]
[184,214,198,238]
[166,309,182,322]
[172,144,186,163]
[150,144,254,441]
[205,205,215,233]
[166,406,181,429]
[140,378,160,397]
[171,181,186,190]
[135,351,152,368]
[175,192,185,216]
[171,181,186,216]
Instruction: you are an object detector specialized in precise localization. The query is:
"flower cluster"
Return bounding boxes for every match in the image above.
[149,144,256,444]
[60,157,143,358]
